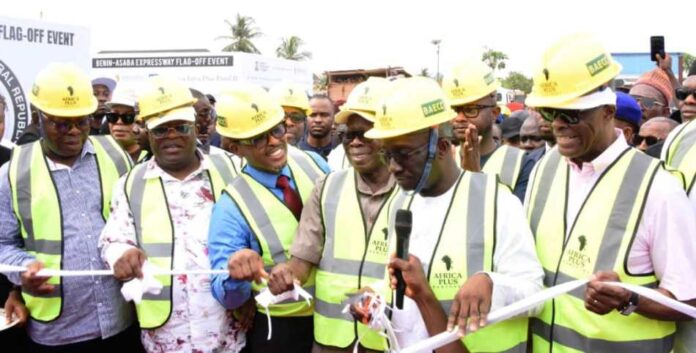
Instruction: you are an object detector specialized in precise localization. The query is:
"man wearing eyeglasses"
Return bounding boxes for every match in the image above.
[99,76,243,353]
[208,83,330,353]
[629,65,674,122]
[105,85,146,163]
[443,58,538,201]
[633,117,677,154]
[0,63,140,352]
[525,33,696,353]
[265,77,397,353]
[366,77,542,353]
[270,82,311,147]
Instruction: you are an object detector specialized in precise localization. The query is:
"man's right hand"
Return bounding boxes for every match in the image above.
[227,249,267,283]
[20,261,54,296]
[459,125,482,172]
[267,263,295,295]
[113,248,147,281]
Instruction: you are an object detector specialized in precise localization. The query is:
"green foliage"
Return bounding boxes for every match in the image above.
[276,36,312,61]
[501,71,533,93]
[482,47,509,72]
[217,14,263,54]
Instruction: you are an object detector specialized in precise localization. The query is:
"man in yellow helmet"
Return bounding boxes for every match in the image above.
[368,77,543,353]
[266,77,398,353]
[99,76,242,353]
[270,82,311,146]
[0,63,140,352]
[208,83,330,353]
[443,58,537,200]
[525,33,696,353]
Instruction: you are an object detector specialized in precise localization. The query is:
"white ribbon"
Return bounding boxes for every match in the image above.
[254,279,313,341]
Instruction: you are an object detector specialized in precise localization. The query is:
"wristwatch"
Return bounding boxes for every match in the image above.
[618,291,639,316]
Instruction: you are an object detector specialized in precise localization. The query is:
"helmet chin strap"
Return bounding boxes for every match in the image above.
[411,128,438,195]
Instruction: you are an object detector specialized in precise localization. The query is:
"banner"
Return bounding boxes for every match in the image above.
[0,16,90,143]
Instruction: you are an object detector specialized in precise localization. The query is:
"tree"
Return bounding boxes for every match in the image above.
[482,47,509,72]
[419,68,431,77]
[276,36,312,61]
[313,73,328,93]
[217,14,262,54]
[502,71,533,93]
[684,53,695,76]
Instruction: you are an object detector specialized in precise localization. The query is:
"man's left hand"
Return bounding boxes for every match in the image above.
[447,273,493,336]
[585,271,631,315]
[4,288,28,327]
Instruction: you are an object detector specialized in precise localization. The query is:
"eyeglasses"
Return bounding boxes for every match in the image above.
[381,143,428,164]
[285,112,307,123]
[632,134,661,147]
[538,106,603,125]
[105,112,136,124]
[238,123,287,147]
[520,135,543,143]
[453,104,496,118]
[149,123,194,139]
[675,88,696,101]
[630,95,665,109]
[45,117,90,134]
[342,130,371,144]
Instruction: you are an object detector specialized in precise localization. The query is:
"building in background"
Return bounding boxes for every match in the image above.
[324,67,411,106]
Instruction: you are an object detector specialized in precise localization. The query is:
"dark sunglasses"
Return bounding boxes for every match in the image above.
[630,95,664,109]
[285,112,307,123]
[520,135,542,143]
[632,135,661,147]
[150,123,194,139]
[538,106,603,125]
[453,104,496,118]
[239,123,287,147]
[105,112,136,124]
[45,117,90,133]
[675,88,696,101]
[342,130,371,144]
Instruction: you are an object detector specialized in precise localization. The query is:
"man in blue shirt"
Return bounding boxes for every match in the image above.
[208,83,329,353]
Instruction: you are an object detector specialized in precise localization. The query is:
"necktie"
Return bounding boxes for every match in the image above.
[276,175,302,220]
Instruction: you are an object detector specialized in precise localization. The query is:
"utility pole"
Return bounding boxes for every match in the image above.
[431,39,441,84]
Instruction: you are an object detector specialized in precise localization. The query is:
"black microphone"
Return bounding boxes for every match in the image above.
[394,209,412,309]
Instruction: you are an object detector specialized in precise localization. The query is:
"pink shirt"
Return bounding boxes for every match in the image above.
[529,129,696,301]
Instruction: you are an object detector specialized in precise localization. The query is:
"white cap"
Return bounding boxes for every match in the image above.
[91,77,117,93]
[106,85,138,108]
[145,106,196,129]
[549,87,617,110]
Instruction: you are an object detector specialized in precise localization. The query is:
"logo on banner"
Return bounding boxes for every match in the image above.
[0,60,29,141]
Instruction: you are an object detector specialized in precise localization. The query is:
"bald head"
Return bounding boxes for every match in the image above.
[640,117,677,140]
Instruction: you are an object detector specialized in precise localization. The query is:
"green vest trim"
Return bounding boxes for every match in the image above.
[314,168,398,350]
[528,147,675,353]
[390,172,528,353]
[456,145,525,189]
[8,136,130,322]
[664,120,696,195]
[125,154,236,329]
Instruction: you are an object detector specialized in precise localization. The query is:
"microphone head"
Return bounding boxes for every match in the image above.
[395,209,412,237]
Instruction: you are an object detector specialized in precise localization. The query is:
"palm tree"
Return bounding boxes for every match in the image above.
[482,47,509,72]
[276,36,312,61]
[419,68,431,77]
[217,14,262,53]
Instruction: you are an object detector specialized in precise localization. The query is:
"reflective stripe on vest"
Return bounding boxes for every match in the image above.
[8,137,129,322]
[664,120,696,195]
[224,148,326,316]
[481,145,524,188]
[528,148,675,353]
[390,172,528,353]
[314,168,398,350]
[125,155,234,329]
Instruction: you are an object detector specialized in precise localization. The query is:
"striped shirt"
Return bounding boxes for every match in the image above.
[0,140,135,345]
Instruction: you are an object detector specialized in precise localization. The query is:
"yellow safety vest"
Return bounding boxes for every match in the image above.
[124,153,238,329]
[390,171,528,353]
[223,146,326,317]
[663,119,696,195]
[457,144,525,189]
[7,136,131,322]
[527,148,675,353]
[314,168,399,350]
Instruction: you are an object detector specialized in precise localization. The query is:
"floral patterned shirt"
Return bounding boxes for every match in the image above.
[99,153,245,353]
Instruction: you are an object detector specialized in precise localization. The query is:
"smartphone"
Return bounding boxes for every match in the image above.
[650,36,665,62]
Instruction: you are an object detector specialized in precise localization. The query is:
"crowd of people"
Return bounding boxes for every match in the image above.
[0,32,695,353]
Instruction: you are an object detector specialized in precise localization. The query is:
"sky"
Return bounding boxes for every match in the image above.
[4,0,695,77]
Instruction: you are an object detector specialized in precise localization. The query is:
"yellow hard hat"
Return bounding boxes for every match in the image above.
[29,63,98,117]
[137,75,197,121]
[215,83,285,139]
[335,77,390,124]
[365,77,456,140]
[526,33,622,108]
[442,57,500,107]
[269,81,310,113]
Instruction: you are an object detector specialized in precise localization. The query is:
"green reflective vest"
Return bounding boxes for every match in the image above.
[527,148,675,353]
[390,171,528,353]
[314,168,398,350]
[663,119,696,195]
[457,144,525,189]
[224,146,326,317]
[8,136,132,322]
[124,153,238,329]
